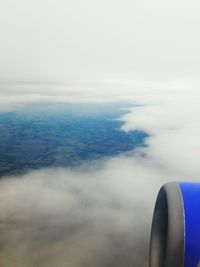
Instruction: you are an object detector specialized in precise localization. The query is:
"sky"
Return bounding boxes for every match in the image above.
[0,0,200,84]
[1,0,200,266]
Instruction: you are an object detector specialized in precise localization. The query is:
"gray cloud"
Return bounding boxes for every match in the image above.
[0,158,164,267]
[1,87,200,266]
[0,0,200,83]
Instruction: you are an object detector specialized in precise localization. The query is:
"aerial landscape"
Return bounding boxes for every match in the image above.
[1,0,200,266]
[0,103,148,177]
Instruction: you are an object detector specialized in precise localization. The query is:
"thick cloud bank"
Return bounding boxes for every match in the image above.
[121,90,200,180]
[0,85,200,266]
[0,159,160,267]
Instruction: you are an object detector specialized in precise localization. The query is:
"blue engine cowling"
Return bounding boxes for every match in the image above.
[149,182,200,267]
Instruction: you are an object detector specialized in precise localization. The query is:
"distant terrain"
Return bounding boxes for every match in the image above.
[0,103,148,177]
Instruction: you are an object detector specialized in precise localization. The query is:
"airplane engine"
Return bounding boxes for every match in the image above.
[149,182,200,267]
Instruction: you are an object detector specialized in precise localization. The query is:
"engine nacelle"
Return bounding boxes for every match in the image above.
[149,182,200,267]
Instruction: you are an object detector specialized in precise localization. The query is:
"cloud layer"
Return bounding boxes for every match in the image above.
[1,84,200,266]
[1,0,200,265]
[0,154,175,267]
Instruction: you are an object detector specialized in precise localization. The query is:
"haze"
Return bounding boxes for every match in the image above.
[0,0,200,85]
[0,1,200,267]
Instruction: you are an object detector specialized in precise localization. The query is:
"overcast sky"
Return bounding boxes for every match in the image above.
[0,0,200,86]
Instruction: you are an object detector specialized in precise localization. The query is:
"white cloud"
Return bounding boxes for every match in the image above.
[0,158,166,267]
[1,0,200,265]
[121,90,200,180]
[1,82,200,266]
